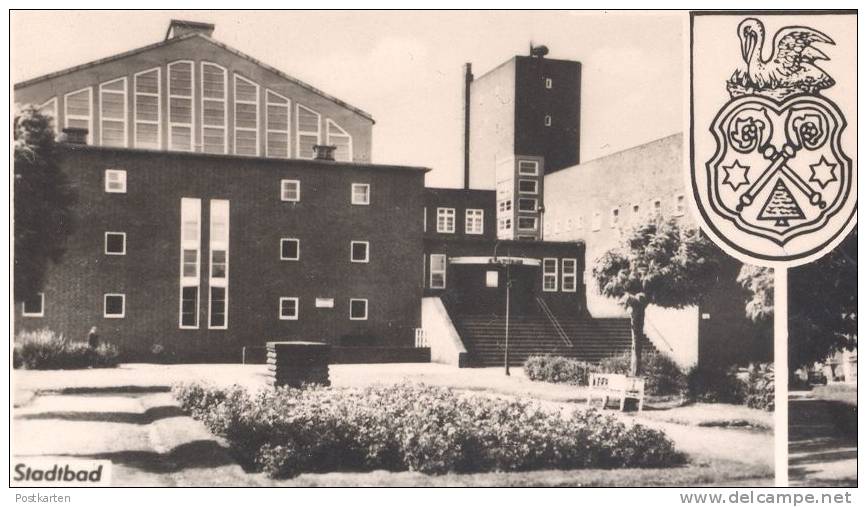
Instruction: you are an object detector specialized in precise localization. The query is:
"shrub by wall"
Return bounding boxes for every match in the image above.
[173,382,684,478]
[13,329,119,370]
[742,363,775,411]
[524,355,597,385]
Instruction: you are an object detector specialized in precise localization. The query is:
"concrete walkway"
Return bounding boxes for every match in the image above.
[788,391,857,487]
[13,363,773,485]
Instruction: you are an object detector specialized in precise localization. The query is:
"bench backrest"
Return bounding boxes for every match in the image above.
[588,373,645,394]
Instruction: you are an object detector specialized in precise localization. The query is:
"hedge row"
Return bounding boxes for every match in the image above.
[13,329,119,370]
[173,382,684,478]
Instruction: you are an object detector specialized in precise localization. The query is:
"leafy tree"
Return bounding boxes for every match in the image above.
[739,230,857,370]
[14,106,76,302]
[592,218,725,375]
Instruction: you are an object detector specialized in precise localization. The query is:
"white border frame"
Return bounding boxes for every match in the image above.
[201,62,228,155]
[280,238,300,261]
[518,178,538,195]
[265,89,292,158]
[517,216,538,231]
[350,240,370,263]
[429,253,447,289]
[22,293,44,317]
[349,298,368,321]
[207,199,230,330]
[561,258,578,293]
[465,209,484,235]
[279,297,299,320]
[37,97,58,134]
[104,169,127,193]
[103,293,126,319]
[104,231,127,256]
[133,67,162,150]
[178,197,201,329]
[351,183,370,205]
[542,258,558,292]
[280,179,300,202]
[517,160,539,176]
[436,207,456,234]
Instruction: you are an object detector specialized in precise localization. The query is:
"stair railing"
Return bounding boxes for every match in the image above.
[642,317,675,352]
[536,297,574,348]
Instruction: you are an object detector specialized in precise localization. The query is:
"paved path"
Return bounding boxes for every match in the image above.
[788,392,857,487]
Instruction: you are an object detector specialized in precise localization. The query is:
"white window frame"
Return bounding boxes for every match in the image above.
[543,258,558,292]
[561,258,577,293]
[518,160,539,176]
[674,194,686,217]
[64,86,93,144]
[22,293,44,317]
[279,297,299,320]
[517,216,537,231]
[133,67,162,149]
[326,119,353,162]
[350,240,369,263]
[498,217,512,231]
[349,298,368,321]
[201,62,228,155]
[351,183,370,205]
[179,198,201,329]
[233,73,260,156]
[265,89,291,158]
[168,60,195,152]
[545,77,553,89]
[465,209,484,235]
[423,207,427,232]
[518,198,538,212]
[280,238,300,261]
[104,293,126,319]
[99,77,128,147]
[104,231,127,256]
[281,179,300,202]
[104,169,127,193]
[296,104,321,160]
[208,199,230,330]
[38,97,58,134]
[436,208,456,234]
[429,254,447,289]
[544,115,552,127]
[518,179,538,195]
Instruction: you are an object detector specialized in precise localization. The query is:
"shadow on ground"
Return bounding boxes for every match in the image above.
[789,398,857,487]
[18,405,185,425]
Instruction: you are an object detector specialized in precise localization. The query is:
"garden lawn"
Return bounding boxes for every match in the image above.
[634,403,773,431]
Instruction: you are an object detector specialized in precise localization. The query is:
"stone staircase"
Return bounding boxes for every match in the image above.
[454,313,655,367]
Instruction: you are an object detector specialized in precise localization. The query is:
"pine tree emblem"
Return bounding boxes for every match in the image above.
[757,179,805,227]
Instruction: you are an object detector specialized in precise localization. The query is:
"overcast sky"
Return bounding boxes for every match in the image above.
[12,10,683,188]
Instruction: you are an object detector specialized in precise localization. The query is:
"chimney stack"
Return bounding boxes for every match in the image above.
[462,62,474,190]
[165,19,215,40]
[60,127,88,145]
[313,145,337,161]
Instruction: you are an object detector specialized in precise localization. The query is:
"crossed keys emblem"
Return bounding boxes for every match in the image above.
[704,94,851,246]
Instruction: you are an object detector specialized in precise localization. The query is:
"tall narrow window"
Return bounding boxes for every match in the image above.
[134,68,161,149]
[37,98,58,133]
[465,209,484,235]
[208,200,229,329]
[436,208,455,233]
[266,90,290,158]
[179,198,201,328]
[430,254,446,289]
[326,119,352,162]
[296,105,320,159]
[543,258,558,292]
[561,259,577,292]
[168,61,194,151]
[99,77,127,147]
[544,115,552,127]
[234,74,259,156]
[64,87,92,143]
[201,63,227,154]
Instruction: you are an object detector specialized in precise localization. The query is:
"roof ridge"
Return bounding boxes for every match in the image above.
[14,33,375,123]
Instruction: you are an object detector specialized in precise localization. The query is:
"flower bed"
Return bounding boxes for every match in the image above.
[13,329,119,370]
[173,382,684,478]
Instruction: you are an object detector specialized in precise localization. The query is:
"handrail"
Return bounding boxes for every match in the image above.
[643,316,675,352]
[536,297,574,348]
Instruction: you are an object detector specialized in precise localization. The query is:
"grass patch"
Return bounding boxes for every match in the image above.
[638,403,773,431]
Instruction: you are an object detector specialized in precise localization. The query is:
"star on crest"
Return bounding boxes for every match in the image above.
[809,156,837,189]
[722,160,750,190]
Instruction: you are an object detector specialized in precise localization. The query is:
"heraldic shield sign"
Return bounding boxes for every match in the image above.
[690,13,856,267]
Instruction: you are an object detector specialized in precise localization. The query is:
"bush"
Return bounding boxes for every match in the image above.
[13,329,120,370]
[174,382,684,478]
[685,365,745,404]
[524,355,596,385]
[597,350,687,396]
[742,363,774,411]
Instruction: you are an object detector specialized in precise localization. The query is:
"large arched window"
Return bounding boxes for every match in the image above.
[233,73,259,156]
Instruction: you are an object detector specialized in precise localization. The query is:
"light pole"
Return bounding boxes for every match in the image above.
[494,241,511,376]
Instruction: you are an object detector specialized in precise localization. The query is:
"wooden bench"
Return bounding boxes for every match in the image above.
[586,373,645,411]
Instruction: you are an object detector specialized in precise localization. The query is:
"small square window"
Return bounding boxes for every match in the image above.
[485,271,499,288]
[545,78,553,89]
[281,179,300,202]
[465,209,484,235]
[518,160,539,176]
[518,179,538,194]
[280,238,300,261]
[351,183,370,205]
[517,217,537,231]
[279,297,299,320]
[105,169,127,193]
[104,294,125,318]
[436,208,456,234]
[350,298,368,320]
[22,293,44,317]
[104,232,126,255]
[544,115,552,127]
[518,198,537,212]
[351,241,369,263]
